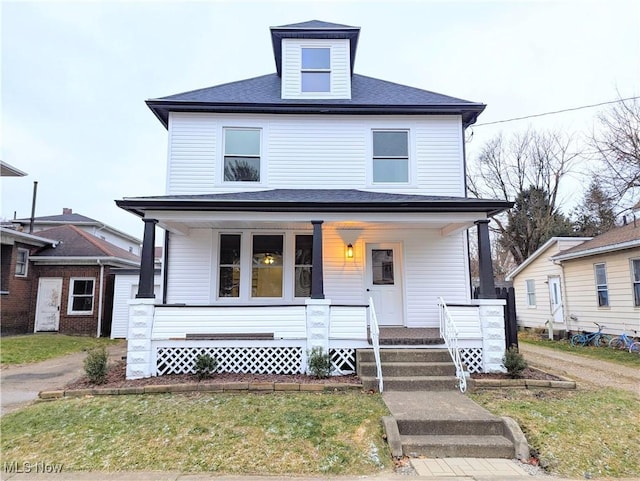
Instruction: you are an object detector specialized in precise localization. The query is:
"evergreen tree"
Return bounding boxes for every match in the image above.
[572,178,617,236]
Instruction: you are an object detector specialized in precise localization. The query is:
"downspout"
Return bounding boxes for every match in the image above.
[97,259,105,338]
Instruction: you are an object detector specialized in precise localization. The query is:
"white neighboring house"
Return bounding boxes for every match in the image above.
[116,20,513,380]
[12,208,142,255]
[507,222,640,337]
[505,237,591,335]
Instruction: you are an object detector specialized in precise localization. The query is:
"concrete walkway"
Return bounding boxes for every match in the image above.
[519,342,640,396]
[0,342,126,416]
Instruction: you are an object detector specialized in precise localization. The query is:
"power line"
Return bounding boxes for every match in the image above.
[474,96,640,127]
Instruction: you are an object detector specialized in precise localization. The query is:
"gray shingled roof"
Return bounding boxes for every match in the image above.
[14,213,99,225]
[32,225,140,264]
[274,20,357,29]
[552,222,640,260]
[147,74,485,127]
[117,189,512,217]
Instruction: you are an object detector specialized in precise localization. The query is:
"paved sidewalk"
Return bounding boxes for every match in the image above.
[519,342,640,396]
[0,342,126,416]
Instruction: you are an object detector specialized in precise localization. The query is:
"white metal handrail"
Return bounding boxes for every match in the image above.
[368,297,384,393]
[438,297,467,393]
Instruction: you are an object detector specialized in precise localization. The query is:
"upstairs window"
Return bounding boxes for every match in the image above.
[632,259,640,307]
[594,263,609,307]
[224,128,261,182]
[15,248,29,277]
[372,130,409,183]
[301,47,330,92]
[525,279,536,307]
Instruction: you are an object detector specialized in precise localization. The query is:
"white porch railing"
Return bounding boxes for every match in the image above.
[438,297,467,393]
[368,297,384,393]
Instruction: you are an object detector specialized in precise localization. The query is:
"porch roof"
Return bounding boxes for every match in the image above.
[116,189,512,218]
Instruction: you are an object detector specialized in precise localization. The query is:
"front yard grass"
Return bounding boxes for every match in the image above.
[0,392,391,474]
[0,334,118,365]
[470,387,640,479]
[520,337,640,368]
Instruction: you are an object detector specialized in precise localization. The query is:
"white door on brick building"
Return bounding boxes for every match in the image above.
[35,278,62,332]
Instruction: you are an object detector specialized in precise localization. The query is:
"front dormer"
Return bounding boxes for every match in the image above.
[270,20,360,100]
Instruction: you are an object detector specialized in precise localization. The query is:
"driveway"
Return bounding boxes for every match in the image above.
[519,342,640,396]
[0,343,126,416]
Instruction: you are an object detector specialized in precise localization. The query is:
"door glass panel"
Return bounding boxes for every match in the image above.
[372,249,394,285]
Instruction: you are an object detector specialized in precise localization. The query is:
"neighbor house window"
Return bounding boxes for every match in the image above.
[594,263,609,307]
[252,235,283,298]
[68,278,95,314]
[372,130,409,183]
[301,47,330,92]
[15,248,29,277]
[219,234,241,298]
[632,259,640,307]
[525,279,536,307]
[294,235,313,297]
[223,128,261,182]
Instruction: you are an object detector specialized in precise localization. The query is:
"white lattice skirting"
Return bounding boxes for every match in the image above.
[460,348,483,373]
[156,346,358,376]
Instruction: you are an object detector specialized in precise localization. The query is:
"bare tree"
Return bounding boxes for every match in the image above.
[468,128,582,265]
[589,96,640,206]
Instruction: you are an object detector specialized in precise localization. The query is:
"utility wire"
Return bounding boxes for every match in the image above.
[474,96,640,127]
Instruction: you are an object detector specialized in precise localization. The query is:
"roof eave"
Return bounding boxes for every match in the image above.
[116,198,512,218]
[145,100,486,129]
[552,239,640,262]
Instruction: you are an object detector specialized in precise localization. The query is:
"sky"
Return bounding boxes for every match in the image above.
[1,0,639,242]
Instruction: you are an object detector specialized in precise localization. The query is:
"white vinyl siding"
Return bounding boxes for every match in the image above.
[165,229,213,304]
[166,113,465,196]
[164,225,469,328]
[281,38,350,99]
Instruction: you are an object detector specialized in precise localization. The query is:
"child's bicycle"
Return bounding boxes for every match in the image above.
[608,327,638,350]
[570,322,612,347]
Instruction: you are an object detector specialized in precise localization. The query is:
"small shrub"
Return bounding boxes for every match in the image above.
[503,345,528,378]
[194,353,218,380]
[307,346,332,378]
[84,346,108,384]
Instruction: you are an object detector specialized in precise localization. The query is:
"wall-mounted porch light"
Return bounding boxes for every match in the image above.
[346,243,354,259]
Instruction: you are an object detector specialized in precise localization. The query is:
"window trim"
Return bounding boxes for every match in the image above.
[67,277,95,315]
[15,248,29,277]
[370,128,413,186]
[525,279,536,308]
[594,263,609,307]
[222,127,263,184]
[300,46,331,93]
[631,258,640,308]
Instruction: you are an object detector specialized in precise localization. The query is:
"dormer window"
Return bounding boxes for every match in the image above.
[301,47,330,92]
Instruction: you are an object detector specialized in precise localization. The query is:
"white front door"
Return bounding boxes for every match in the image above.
[548,276,564,323]
[35,278,62,332]
[366,243,404,326]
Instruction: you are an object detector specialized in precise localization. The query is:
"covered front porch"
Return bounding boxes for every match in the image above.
[117,189,511,380]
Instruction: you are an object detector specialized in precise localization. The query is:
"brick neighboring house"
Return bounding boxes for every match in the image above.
[1,228,54,334]
[1,225,140,336]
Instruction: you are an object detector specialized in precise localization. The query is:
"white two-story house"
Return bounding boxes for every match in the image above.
[117,20,512,381]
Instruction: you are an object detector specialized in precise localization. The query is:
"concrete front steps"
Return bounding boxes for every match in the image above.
[382,391,522,459]
[357,349,524,460]
[357,348,458,391]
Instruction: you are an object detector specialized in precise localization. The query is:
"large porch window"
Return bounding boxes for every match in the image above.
[219,234,241,298]
[252,235,283,298]
[294,235,313,297]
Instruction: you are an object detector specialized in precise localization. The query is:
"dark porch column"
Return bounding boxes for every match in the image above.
[475,219,496,299]
[311,220,325,299]
[136,218,157,299]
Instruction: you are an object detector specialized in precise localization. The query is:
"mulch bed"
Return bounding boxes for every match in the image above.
[471,367,562,381]
[66,360,361,390]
